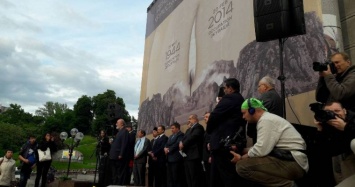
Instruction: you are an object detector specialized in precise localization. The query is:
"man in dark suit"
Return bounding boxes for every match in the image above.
[165,122,185,187]
[148,127,158,187]
[248,76,283,144]
[202,112,211,187]
[257,76,282,117]
[109,119,130,185]
[149,125,168,187]
[179,114,205,187]
[125,125,136,185]
[133,129,151,186]
[206,78,247,187]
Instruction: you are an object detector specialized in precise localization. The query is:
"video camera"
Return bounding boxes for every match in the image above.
[309,102,337,124]
[313,61,337,74]
[220,126,246,153]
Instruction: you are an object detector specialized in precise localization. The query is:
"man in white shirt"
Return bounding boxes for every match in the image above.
[231,98,308,187]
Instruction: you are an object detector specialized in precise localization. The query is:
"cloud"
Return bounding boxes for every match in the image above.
[0,0,152,118]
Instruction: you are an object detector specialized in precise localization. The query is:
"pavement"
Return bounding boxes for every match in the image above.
[26,173,97,187]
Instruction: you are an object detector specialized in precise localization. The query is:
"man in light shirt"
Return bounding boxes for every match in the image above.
[231,98,308,187]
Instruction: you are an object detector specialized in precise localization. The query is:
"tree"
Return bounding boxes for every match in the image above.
[0,104,37,125]
[42,109,75,133]
[73,95,93,134]
[0,122,26,154]
[91,90,131,134]
[35,102,69,118]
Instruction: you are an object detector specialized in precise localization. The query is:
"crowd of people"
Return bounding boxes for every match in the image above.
[1,52,355,187]
[92,52,355,187]
[0,132,58,187]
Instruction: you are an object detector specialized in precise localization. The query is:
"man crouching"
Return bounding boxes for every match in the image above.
[231,98,308,187]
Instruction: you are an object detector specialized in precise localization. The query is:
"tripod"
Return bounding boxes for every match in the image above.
[90,141,100,186]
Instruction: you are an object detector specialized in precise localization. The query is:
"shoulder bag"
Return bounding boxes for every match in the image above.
[38,148,52,162]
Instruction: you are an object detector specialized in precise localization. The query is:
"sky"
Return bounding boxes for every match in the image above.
[0,0,152,118]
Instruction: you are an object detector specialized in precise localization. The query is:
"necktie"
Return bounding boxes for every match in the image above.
[135,139,141,154]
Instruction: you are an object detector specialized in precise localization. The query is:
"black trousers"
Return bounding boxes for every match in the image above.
[203,161,211,187]
[210,149,238,187]
[19,164,32,187]
[184,159,203,187]
[34,160,52,187]
[148,160,156,187]
[154,160,167,187]
[167,161,185,187]
[110,159,129,185]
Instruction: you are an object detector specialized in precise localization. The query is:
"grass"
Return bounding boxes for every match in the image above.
[52,136,98,170]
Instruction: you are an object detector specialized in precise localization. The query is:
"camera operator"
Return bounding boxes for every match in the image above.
[97,130,111,187]
[313,102,355,184]
[98,130,111,156]
[316,52,355,111]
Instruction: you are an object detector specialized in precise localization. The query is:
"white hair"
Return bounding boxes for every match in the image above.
[260,76,275,88]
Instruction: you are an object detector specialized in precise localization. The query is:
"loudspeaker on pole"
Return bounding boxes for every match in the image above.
[254,0,306,42]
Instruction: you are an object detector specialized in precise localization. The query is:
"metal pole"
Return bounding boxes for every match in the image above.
[66,139,74,177]
[278,38,286,119]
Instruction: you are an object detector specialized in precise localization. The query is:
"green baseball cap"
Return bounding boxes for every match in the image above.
[241,98,268,111]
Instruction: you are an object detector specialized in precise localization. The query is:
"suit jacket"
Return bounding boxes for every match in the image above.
[165,131,184,162]
[259,88,282,117]
[152,134,168,163]
[109,128,129,160]
[181,123,205,160]
[148,138,155,166]
[202,132,211,161]
[127,130,136,160]
[134,137,151,164]
[207,92,247,151]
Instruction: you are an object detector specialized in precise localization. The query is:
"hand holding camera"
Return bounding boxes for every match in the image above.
[326,116,346,131]
[310,102,346,131]
[313,61,337,76]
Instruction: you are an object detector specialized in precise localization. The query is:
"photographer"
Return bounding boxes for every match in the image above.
[313,102,355,184]
[316,52,355,111]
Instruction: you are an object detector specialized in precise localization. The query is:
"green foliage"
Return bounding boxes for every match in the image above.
[73,95,93,134]
[0,89,131,155]
[0,122,26,153]
[35,102,69,118]
[0,104,39,126]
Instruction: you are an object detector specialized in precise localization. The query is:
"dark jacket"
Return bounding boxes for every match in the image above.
[202,133,211,161]
[315,110,355,156]
[127,130,136,160]
[165,131,184,162]
[181,123,205,160]
[35,140,57,162]
[19,141,38,167]
[98,136,111,156]
[152,134,168,163]
[259,88,282,117]
[109,128,129,160]
[134,137,151,164]
[316,65,355,111]
[207,92,247,151]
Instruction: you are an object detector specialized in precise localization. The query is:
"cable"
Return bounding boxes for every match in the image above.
[285,93,302,125]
